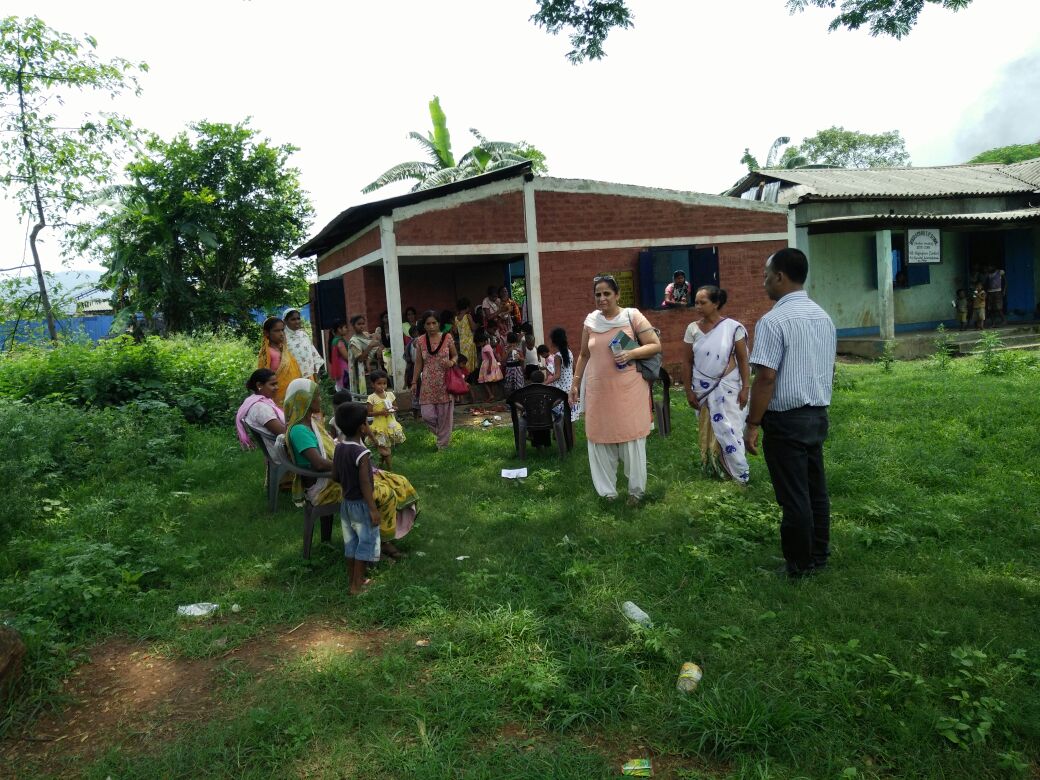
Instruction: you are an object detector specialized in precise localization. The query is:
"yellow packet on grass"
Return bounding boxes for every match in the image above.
[621,758,653,776]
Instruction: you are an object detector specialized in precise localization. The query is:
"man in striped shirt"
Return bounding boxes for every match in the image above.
[744,248,837,579]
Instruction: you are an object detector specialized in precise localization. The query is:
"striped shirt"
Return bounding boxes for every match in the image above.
[749,290,836,411]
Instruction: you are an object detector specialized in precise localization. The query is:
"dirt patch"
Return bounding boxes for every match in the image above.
[1,620,387,776]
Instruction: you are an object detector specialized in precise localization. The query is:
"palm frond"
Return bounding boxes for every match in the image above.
[427,96,454,168]
[408,131,444,167]
[362,161,436,193]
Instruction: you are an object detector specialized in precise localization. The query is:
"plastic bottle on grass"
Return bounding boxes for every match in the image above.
[676,662,703,693]
[621,601,652,627]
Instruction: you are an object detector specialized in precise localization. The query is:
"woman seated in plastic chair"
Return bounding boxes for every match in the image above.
[284,378,417,560]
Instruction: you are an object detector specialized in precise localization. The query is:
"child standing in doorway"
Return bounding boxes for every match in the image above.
[366,369,405,469]
[972,283,987,330]
[955,289,969,331]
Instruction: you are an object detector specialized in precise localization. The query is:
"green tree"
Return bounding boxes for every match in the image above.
[530,0,973,61]
[0,15,145,340]
[787,126,910,168]
[786,0,973,38]
[967,140,1040,165]
[83,120,314,334]
[363,96,549,193]
[0,272,75,349]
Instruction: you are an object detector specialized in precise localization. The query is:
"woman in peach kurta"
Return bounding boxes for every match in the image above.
[570,275,661,504]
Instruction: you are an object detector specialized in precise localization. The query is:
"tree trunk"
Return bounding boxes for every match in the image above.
[17,63,57,341]
[28,223,57,341]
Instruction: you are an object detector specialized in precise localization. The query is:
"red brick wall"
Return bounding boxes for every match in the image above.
[317,226,380,277]
[537,239,787,384]
[534,191,786,243]
[394,193,525,246]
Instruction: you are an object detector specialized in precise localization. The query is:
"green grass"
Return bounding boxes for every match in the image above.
[2,357,1039,778]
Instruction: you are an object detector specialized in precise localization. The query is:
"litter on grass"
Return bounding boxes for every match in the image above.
[415,639,430,647]
[621,601,652,627]
[177,602,219,618]
[622,758,653,776]
[501,468,528,479]
[676,662,703,693]
[455,555,470,561]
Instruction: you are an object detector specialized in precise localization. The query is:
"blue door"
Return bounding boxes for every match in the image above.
[1003,229,1035,318]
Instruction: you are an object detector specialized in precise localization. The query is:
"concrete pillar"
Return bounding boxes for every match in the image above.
[875,229,895,340]
[379,216,406,390]
[522,178,544,343]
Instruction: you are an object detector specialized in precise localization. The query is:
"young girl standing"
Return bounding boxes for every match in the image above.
[474,329,502,403]
[366,369,406,468]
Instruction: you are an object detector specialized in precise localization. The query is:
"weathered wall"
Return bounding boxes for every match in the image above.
[893,232,963,325]
[806,232,877,329]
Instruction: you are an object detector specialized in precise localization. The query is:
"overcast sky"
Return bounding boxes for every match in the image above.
[3,0,1039,278]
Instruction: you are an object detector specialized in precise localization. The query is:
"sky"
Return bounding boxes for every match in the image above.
[3,0,1039,281]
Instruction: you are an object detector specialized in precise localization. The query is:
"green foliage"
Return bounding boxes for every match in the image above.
[0,272,81,349]
[0,15,145,338]
[968,140,1040,165]
[790,125,910,168]
[975,331,1033,376]
[363,96,549,193]
[931,323,955,371]
[81,120,314,334]
[786,0,974,38]
[877,339,896,371]
[0,335,254,423]
[741,135,807,172]
[530,0,633,62]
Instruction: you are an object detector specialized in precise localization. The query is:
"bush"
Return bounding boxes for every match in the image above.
[0,400,187,541]
[0,335,255,424]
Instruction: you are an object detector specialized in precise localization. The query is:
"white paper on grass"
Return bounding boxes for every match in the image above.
[501,468,528,479]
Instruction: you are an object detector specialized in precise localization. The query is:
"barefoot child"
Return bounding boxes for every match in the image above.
[502,331,526,396]
[474,329,502,403]
[332,403,381,595]
[366,369,405,469]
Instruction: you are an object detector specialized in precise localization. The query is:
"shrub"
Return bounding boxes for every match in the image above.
[0,335,255,424]
[0,400,186,541]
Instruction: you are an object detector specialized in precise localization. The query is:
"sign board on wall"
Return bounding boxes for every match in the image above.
[609,270,635,307]
[907,228,941,264]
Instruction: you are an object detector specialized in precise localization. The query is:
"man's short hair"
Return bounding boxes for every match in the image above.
[768,248,809,284]
[334,402,368,437]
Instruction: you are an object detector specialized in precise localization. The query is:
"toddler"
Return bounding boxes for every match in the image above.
[972,282,986,330]
[366,370,406,469]
[474,329,502,402]
[502,331,525,396]
[332,403,381,595]
[955,289,969,331]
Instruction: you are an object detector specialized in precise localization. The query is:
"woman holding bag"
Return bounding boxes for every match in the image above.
[570,274,661,505]
[682,285,751,485]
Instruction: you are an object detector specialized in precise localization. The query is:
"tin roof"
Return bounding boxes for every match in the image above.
[1001,158,1040,187]
[726,159,1040,203]
[808,207,1040,229]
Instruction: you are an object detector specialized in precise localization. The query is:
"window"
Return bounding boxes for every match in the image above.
[638,246,719,309]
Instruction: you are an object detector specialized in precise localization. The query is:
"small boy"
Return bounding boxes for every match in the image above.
[332,402,381,595]
[536,344,550,371]
[954,289,969,331]
[520,322,538,366]
[972,282,987,330]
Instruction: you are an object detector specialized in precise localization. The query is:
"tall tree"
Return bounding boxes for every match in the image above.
[530,0,974,60]
[786,0,973,38]
[83,121,313,334]
[787,126,910,168]
[363,96,548,193]
[0,16,145,340]
[967,141,1040,165]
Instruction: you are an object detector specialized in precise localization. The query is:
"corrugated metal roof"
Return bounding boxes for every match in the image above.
[753,164,1035,199]
[1001,158,1040,187]
[809,207,1040,226]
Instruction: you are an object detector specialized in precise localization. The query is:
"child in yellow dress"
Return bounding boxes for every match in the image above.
[366,370,406,468]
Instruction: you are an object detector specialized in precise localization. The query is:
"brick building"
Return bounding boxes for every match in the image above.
[294,162,789,389]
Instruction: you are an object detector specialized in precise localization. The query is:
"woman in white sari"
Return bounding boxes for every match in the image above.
[682,286,751,485]
[282,307,325,381]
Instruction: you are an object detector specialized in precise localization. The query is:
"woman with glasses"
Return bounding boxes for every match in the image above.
[570,275,662,505]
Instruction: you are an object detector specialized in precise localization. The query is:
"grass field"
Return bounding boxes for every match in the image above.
[2,357,1039,778]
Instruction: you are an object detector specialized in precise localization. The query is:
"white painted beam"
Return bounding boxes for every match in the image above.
[380,216,407,390]
[523,179,544,344]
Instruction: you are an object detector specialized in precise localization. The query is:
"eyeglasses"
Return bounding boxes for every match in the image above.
[593,274,616,283]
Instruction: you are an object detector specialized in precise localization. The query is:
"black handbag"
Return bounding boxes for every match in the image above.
[627,310,662,383]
